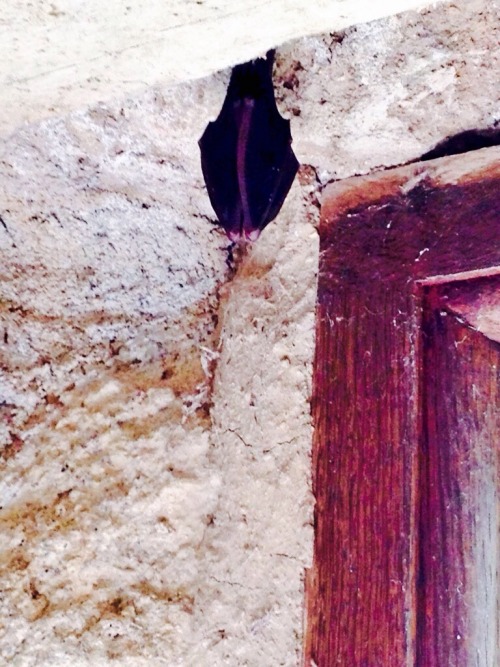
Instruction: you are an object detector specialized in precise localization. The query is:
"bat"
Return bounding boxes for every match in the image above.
[199,50,299,242]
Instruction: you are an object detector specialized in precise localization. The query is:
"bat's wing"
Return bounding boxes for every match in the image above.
[242,92,299,239]
[199,52,299,241]
[199,106,241,238]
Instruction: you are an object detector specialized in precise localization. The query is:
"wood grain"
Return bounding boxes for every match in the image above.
[417,286,499,665]
[306,147,500,666]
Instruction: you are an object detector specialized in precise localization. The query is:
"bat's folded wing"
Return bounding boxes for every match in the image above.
[243,103,299,238]
[199,109,240,236]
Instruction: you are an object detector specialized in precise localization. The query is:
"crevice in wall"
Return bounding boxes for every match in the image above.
[419,124,500,161]
[319,124,500,192]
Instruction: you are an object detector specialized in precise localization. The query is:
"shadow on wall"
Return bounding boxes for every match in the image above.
[420,125,500,161]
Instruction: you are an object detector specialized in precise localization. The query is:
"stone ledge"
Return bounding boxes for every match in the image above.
[2,0,434,137]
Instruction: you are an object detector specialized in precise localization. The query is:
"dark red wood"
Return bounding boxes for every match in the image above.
[418,285,500,665]
[309,283,419,665]
[306,148,500,666]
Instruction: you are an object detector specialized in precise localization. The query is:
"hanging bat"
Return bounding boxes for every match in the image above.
[199,50,299,242]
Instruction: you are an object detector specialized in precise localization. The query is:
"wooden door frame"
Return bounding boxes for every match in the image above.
[305,147,500,666]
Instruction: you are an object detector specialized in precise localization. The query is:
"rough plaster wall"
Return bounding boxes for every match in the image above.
[0,88,232,666]
[0,0,434,136]
[1,1,499,665]
[0,74,316,666]
[285,0,500,182]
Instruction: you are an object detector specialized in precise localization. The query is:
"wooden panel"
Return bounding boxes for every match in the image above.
[306,147,500,666]
[441,275,500,344]
[418,286,500,665]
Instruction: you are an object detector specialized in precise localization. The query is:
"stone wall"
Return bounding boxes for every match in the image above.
[0,1,498,664]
